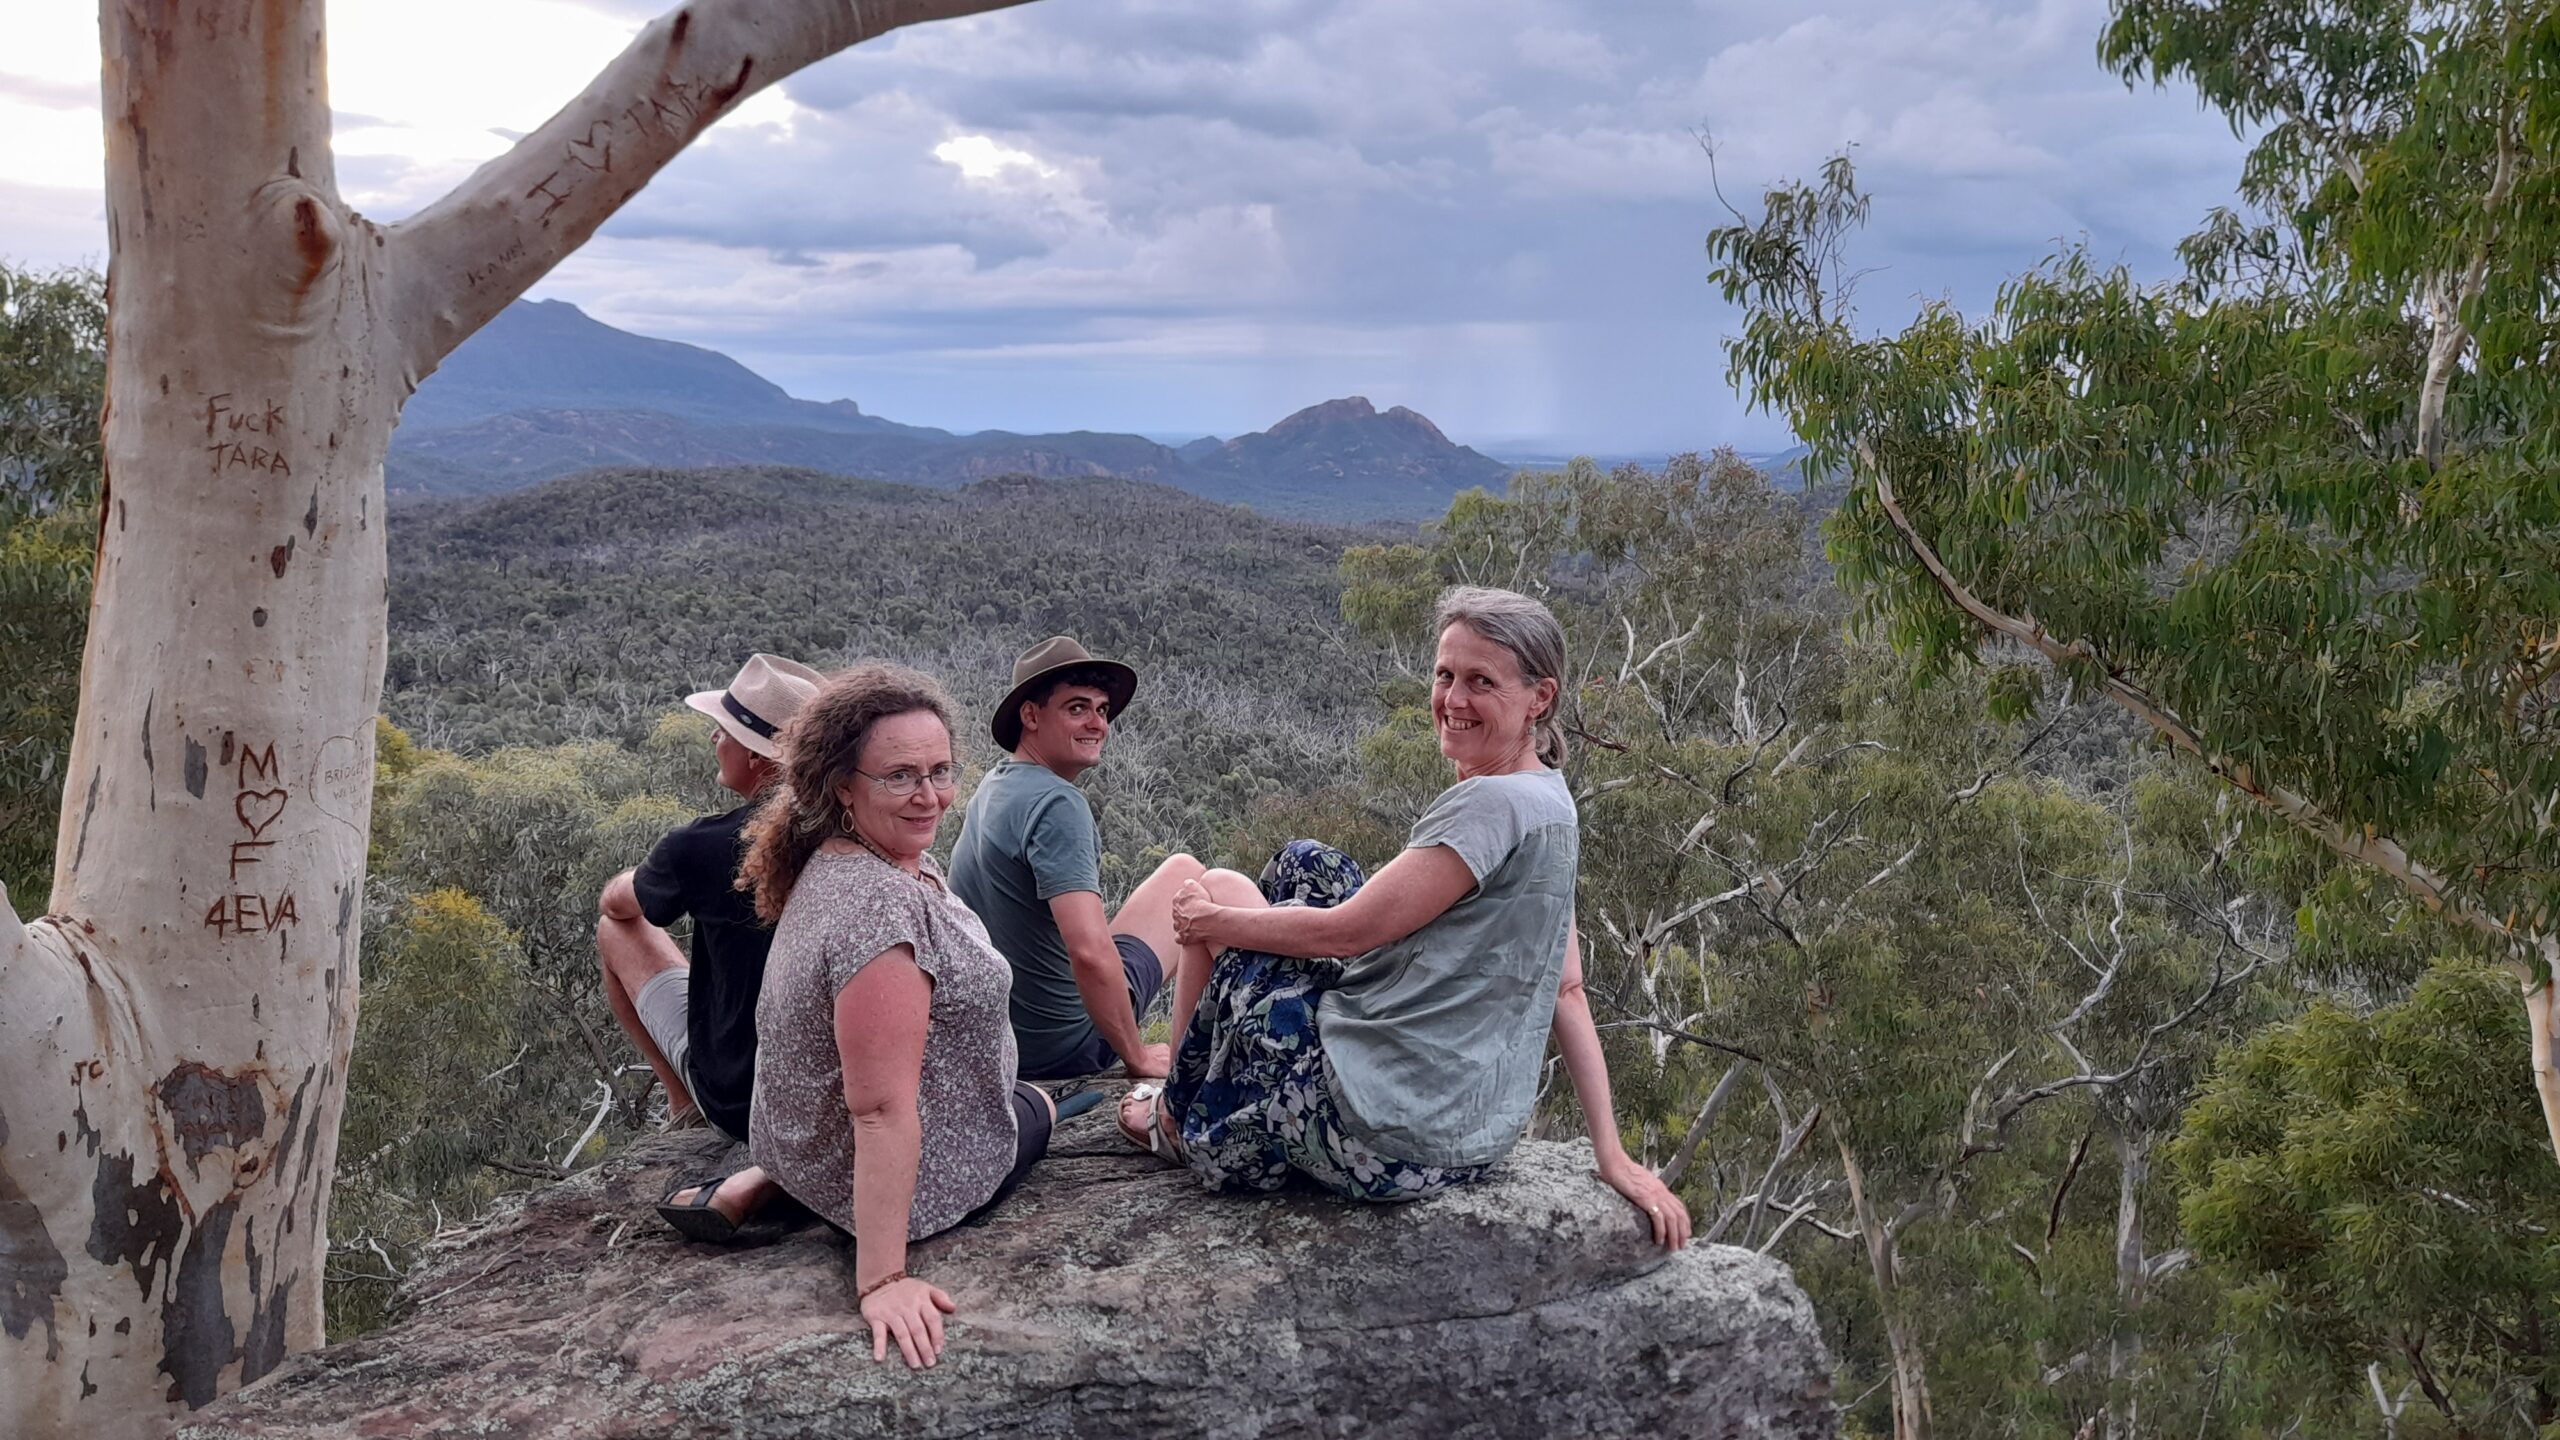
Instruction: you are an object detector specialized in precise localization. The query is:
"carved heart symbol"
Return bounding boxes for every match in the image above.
[235,789,289,838]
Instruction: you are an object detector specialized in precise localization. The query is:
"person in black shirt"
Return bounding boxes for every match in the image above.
[595,653,823,1140]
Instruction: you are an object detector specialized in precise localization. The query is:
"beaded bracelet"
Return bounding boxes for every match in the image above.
[857,1269,909,1301]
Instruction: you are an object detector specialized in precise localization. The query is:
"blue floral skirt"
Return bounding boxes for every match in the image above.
[1162,840,1491,1202]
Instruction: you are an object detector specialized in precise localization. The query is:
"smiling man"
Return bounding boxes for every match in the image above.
[949,636,1204,1081]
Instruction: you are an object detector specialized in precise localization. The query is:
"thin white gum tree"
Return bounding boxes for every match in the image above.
[0,2,1037,1432]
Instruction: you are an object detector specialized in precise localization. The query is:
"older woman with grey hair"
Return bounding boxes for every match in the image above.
[1119,585,1688,1246]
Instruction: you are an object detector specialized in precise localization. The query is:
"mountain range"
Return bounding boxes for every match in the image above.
[389,301,1515,520]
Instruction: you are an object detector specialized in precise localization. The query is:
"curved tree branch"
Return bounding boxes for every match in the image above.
[384,0,1037,383]
[1862,447,2560,1162]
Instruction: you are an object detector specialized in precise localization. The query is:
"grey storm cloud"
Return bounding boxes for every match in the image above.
[535,0,2254,450]
[1,0,2258,452]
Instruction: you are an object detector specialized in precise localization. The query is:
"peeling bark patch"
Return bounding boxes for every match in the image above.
[289,196,333,298]
[239,1234,291,1384]
[712,56,755,113]
[72,764,101,870]
[253,607,267,628]
[184,736,208,798]
[142,692,156,810]
[156,1063,266,1173]
[336,883,356,938]
[269,536,294,578]
[302,487,318,536]
[86,1149,181,1301]
[286,145,299,179]
[160,1201,236,1408]
[0,1110,71,1361]
[80,1361,96,1398]
[266,1065,313,1184]
[118,497,127,531]
[294,1091,324,1191]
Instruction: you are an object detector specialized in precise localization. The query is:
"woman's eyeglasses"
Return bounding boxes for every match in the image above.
[856,764,961,798]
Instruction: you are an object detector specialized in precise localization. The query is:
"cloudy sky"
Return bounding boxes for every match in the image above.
[0,0,2250,454]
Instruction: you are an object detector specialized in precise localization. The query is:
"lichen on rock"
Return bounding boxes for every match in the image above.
[182,1104,1836,1438]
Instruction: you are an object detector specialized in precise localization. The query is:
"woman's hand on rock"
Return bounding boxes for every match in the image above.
[862,1277,957,1369]
[1601,1160,1691,1251]
[1170,878,1220,946]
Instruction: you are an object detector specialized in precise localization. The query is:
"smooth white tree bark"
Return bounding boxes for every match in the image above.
[0,1,1033,1433]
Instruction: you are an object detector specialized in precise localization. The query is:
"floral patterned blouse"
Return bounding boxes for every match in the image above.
[748,846,1020,1238]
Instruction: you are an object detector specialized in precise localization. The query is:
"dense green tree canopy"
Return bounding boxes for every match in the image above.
[1710,0,2560,1160]
[2174,961,2560,1430]
[0,263,106,904]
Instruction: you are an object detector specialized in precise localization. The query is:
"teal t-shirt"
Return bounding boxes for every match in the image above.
[1318,768,1579,1168]
[947,759,1103,1074]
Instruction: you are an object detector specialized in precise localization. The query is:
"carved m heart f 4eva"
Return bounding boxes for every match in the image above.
[235,789,290,838]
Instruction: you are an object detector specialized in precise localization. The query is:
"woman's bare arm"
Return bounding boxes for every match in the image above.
[1183,844,1478,959]
[835,946,956,1366]
[1551,924,1690,1249]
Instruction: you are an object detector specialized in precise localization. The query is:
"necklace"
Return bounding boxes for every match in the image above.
[848,827,939,892]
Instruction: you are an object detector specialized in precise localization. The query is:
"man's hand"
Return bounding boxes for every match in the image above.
[1123,1041,1173,1079]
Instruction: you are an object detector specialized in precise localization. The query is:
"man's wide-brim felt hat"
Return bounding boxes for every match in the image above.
[685,653,825,760]
[992,636,1138,751]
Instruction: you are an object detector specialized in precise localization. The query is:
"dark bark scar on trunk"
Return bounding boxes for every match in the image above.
[86,1147,182,1303]
[153,1063,269,1176]
[160,1200,237,1408]
[289,196,335,300]
[0,1108,71,1362]
[709,57,756,115]
[72,765,103,871]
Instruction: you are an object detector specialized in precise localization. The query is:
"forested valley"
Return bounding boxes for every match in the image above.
[6,342,2551,1431]
[7,2,2557,1430]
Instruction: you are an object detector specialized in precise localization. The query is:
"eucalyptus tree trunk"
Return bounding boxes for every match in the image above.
[0,1,1031,1433]
[1838,1135,1933,1440]
[2106,1133,2147,1440]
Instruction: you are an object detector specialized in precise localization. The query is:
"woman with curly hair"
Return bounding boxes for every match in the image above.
[1121,586,1689,1249]
[657,663,1054,1371]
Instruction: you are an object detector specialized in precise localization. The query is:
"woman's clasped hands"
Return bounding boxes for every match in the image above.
[1170,877,1224,948]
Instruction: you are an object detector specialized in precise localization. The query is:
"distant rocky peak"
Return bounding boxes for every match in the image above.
[1266,395,1380,440]
[1379,405,1450,445]
[821,398,865,417]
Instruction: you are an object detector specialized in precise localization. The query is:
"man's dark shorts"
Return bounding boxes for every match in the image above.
[1017,934,1166,1080]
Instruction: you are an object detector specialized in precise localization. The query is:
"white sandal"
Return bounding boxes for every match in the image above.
[1115,1083,1184,1165]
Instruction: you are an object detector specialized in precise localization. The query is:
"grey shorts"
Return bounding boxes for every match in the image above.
[633,968,698,1107]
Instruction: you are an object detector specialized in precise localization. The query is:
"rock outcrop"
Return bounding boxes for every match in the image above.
[183,1103,1835,1439]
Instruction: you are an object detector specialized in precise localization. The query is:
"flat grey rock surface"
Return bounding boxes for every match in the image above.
[185,1101,1836,1438]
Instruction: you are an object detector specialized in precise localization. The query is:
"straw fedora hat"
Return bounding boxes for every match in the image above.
[685,653,825,760]
[992,636,1138,752]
